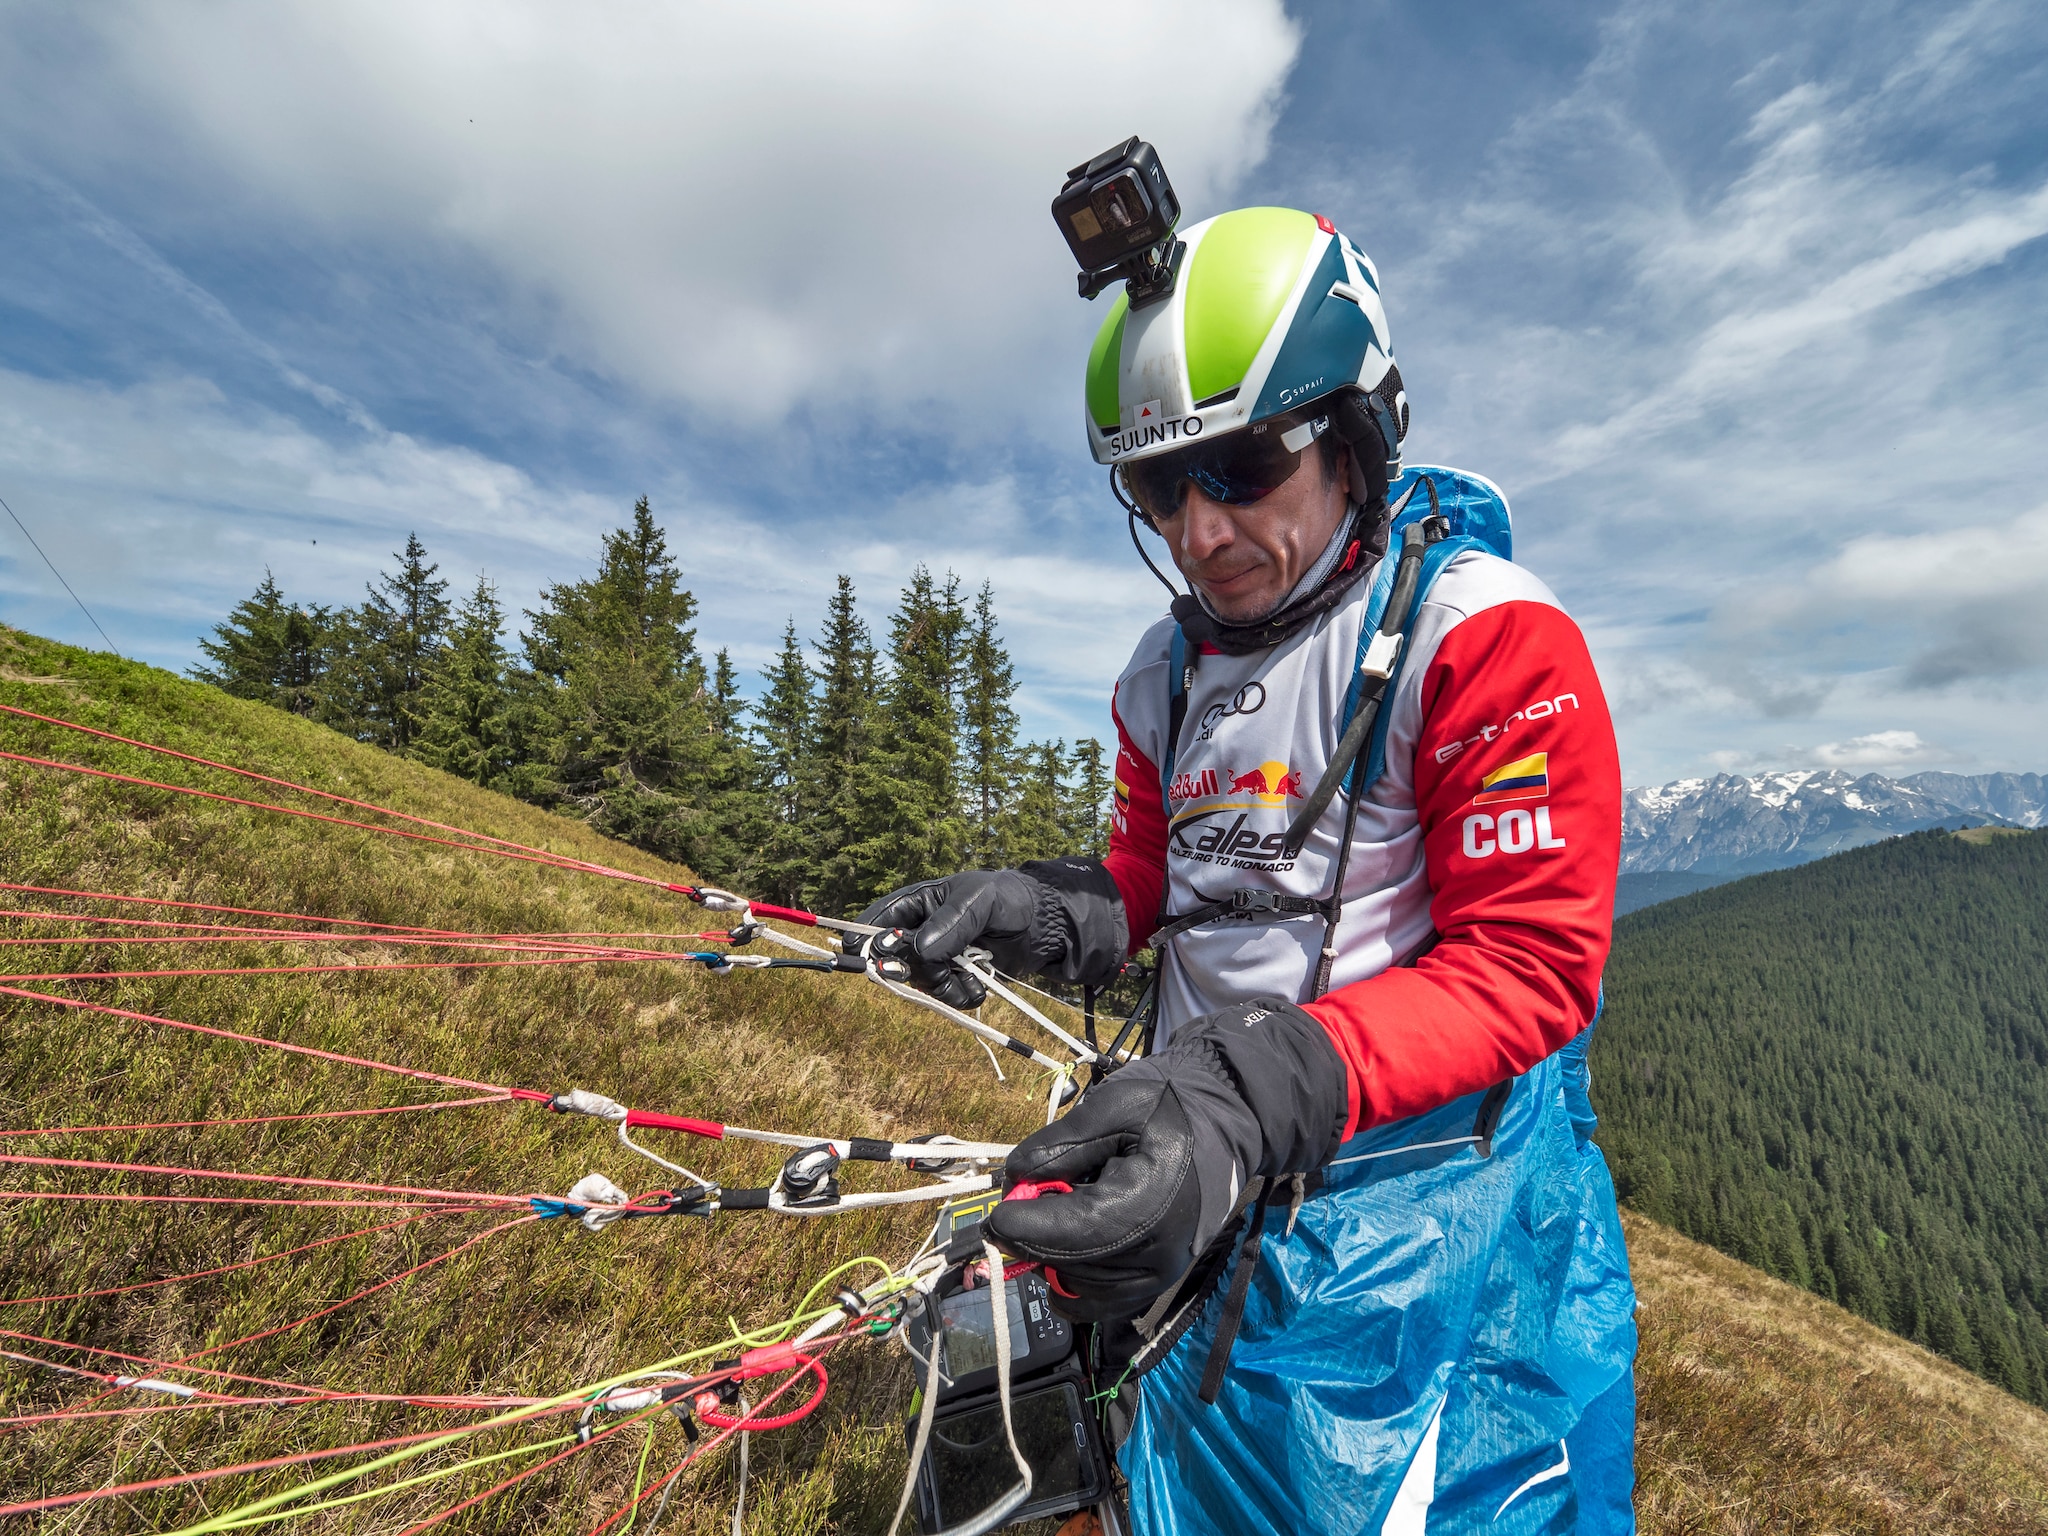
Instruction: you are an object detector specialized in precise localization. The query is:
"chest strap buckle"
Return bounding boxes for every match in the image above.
[1226,889,1326,918]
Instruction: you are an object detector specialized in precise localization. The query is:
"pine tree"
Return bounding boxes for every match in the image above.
[192,571,331,714]
[1064,736,1111,857]
[806,576,881,916]
[321,534,451,748]
[695,645,768,892]
[521,497,715,861]
[751,619,816,905]
[837,567,968,907]
[708,649,743,738]
[409,575,516,788]
[959,582,1020,869]
[1008,741,1070,861]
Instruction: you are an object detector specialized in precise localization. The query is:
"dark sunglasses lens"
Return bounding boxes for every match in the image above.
[1122,426,1312,520]
[1123,456,1191,520]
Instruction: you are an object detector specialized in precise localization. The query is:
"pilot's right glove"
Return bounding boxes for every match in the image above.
[856,859,1126,1011]
[982,998,1347,1324]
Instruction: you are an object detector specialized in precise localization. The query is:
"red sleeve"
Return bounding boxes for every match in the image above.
[1303,600,1619,1137]
[1103,688,1167,953]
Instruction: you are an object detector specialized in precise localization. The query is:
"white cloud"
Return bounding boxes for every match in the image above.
[1811,729,1946,769]
[28,1,1298,430]
[0,364,1161,739]
[1419,44,2048,489]
[1796,503,2048,686]
[0,367,615,645]
[1688,731,1950,777]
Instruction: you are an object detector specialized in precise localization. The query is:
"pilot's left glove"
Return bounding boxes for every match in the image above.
[982,998,1347,1323]
[856,860,1127,1010]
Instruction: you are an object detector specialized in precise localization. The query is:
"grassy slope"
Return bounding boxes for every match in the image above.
[3,625,2046,1533]
[1632,1213,2048,1532]
[0,627,1049,1534]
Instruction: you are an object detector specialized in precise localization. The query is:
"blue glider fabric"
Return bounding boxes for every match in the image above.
[1120,1026,1637,1534]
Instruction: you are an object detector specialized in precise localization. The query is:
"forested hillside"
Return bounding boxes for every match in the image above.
[191,499,1109,917]
[1595,829,2048,1403]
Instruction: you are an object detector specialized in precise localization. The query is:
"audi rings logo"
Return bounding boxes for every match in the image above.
[1196,682,1267,741]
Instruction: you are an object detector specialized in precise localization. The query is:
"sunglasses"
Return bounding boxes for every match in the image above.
[1118,412,1329,523]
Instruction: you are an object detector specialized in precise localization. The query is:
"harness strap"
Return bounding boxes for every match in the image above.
[1197,1188,1269,1405]
[1281,516,1433,858]
[1160,624,1192,810]
[1148,888,1329,951]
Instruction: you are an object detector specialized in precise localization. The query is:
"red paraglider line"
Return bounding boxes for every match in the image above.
[0,703,654,882]
[0,1093,510,1139]
[0,1150,531,1207]
[0,952,674,984]
[0,1209,452,1307]
[0,746,664,880]
[0,983,529,1096]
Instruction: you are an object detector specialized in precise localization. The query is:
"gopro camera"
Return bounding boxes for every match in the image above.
[904,1195,1115,1530]
[1052,137,1184,308]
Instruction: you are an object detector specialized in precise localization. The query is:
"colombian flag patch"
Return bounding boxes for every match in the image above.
[1475,752,1549,805]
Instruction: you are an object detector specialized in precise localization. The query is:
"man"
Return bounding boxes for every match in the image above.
[863,207,1636,1534]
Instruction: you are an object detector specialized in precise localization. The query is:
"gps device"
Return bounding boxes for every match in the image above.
[904,1194,1115,1530]
[903,1269,1073,1397]
[912,1365,1112,1531]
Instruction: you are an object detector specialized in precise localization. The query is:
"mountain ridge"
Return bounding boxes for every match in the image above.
[1618,770,2048,905]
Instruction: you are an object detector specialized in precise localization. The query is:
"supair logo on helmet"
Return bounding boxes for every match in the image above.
[1275,376,1327,409]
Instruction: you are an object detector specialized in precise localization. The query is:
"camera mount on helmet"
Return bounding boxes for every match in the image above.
[1052,137,1183,309]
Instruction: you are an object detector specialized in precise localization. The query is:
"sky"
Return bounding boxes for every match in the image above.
[2,0,2045,788]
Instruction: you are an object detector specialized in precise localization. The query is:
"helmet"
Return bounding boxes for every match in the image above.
[1082,207,1408,496]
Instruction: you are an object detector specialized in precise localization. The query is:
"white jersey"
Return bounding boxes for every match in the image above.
[1110,548,1571,1040]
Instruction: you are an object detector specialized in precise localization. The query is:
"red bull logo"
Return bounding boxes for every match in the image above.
[1168,768,1220,804]
[1226,761,1304,806]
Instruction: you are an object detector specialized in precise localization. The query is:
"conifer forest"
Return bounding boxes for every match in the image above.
[1595,829,2048,1405]
[192,499,1110,916]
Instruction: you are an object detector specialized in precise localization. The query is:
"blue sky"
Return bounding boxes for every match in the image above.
[2,0,2045,787]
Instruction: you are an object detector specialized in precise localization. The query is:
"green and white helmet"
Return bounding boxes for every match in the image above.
[1083,206,1407,474]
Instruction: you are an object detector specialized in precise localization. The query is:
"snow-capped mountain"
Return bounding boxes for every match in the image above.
[1621,771,2047,877]
[1897,772,2048,830]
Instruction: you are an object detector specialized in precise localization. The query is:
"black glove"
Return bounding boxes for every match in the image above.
[982,998,1347,1323]
[856,860,1127,1011]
